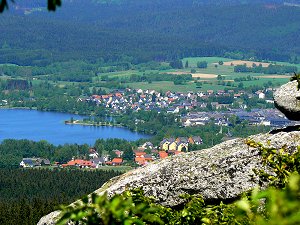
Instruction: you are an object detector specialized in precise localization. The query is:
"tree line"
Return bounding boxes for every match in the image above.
[234,64,297,74]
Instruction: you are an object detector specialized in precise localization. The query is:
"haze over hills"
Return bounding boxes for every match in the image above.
[1,0,300,65]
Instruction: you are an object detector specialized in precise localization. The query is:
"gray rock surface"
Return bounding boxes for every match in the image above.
[38,130,300,225]
[274,80,300,120]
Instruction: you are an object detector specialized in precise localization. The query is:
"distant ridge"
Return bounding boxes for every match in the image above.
[1,0,300,65]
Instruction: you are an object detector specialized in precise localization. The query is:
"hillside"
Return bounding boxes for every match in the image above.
[1,0,300,65]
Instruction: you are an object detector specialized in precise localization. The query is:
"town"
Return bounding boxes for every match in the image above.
[76,87,293,128]
[19,136,202,168]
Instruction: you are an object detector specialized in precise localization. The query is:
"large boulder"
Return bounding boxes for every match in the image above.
[38,130,300,225]
[274,80,300,120]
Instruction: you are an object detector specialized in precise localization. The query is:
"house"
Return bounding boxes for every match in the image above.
[176,137,189,143]
[112,150,123,158]
[158,151,168,159]
[90,157,107,168]
[258,92,265,99]
[177,142,188,152]
[134,151,147,157]
[160,139,171,151]
[142,142,154,149]
[107,158,123,166]
[135,157,146,166]
[144,154,153,161]
[62,159,94,168]
[168,141,178,151]
[188,136,203,145]
[135,154,153,166]
[89,148,99,159]
[36,158,51,166]
[20,158,50,168]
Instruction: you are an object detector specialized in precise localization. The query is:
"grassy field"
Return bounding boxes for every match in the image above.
[95,166,132,172]
[31,56,292,93]
[127,81,231,92]
[182,57,233,67]
[99,56,293,92]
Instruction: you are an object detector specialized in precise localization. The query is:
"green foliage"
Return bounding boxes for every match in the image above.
[234,64,297,74]
[170,60,183,69]
[47,0,61,11]
[58,189,164,225]
[290,72,300,90]
[246,139,300,188]
[197,61,208,69]
[235,174,300,225]
[0,0,9,13]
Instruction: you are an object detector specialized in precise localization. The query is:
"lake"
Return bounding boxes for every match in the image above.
[0,109,150,145]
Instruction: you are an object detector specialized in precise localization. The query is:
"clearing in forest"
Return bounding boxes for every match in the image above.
[222,60,271,67]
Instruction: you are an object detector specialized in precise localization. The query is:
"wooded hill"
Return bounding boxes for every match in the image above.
[1,0,300,65]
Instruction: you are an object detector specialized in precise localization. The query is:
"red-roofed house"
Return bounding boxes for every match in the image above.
[106,158,123,166]
[62,159,94,168]
[135,154,154,166]
[135,152,147,157]
[158,151,168,159]
[115,92,123,98]
[135,157,146,166]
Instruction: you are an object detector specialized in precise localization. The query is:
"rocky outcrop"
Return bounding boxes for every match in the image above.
[38,130,300,225]
[274,80,300,120]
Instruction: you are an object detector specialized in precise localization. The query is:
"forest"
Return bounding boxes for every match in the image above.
[1,0,300,66]
[0,168,121,225]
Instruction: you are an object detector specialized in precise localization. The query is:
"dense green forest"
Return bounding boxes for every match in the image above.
[1,0,300,65]
[0,168,122,225]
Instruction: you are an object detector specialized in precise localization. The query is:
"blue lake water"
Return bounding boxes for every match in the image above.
[0,109,150,145]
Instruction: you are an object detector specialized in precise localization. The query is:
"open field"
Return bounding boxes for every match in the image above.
[191,73,217,79]
[127,81,232,92]
[182,57,233,67]
[222,60,271,67]
[95,166,132,172]
[86,57,296,93]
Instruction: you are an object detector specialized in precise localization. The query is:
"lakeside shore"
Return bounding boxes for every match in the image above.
[64,120,125,128]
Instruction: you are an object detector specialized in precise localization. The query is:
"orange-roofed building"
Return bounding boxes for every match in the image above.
[92,95,101,99]
[158,151,168,159]
[135,152,147,157]
[135,157,146,165]
[115,92,123,98]
[135,154,153,166]
[62,159,94,168]
[101,95,110,99]
[108,158,123,166]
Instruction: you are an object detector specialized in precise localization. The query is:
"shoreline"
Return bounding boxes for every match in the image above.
[65,120,124,128]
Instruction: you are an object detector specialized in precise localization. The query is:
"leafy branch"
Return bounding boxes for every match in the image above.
[290,72,300,91]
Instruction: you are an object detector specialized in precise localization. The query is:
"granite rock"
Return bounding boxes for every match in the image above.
[38,130,300,225]
[274,80,300,120]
